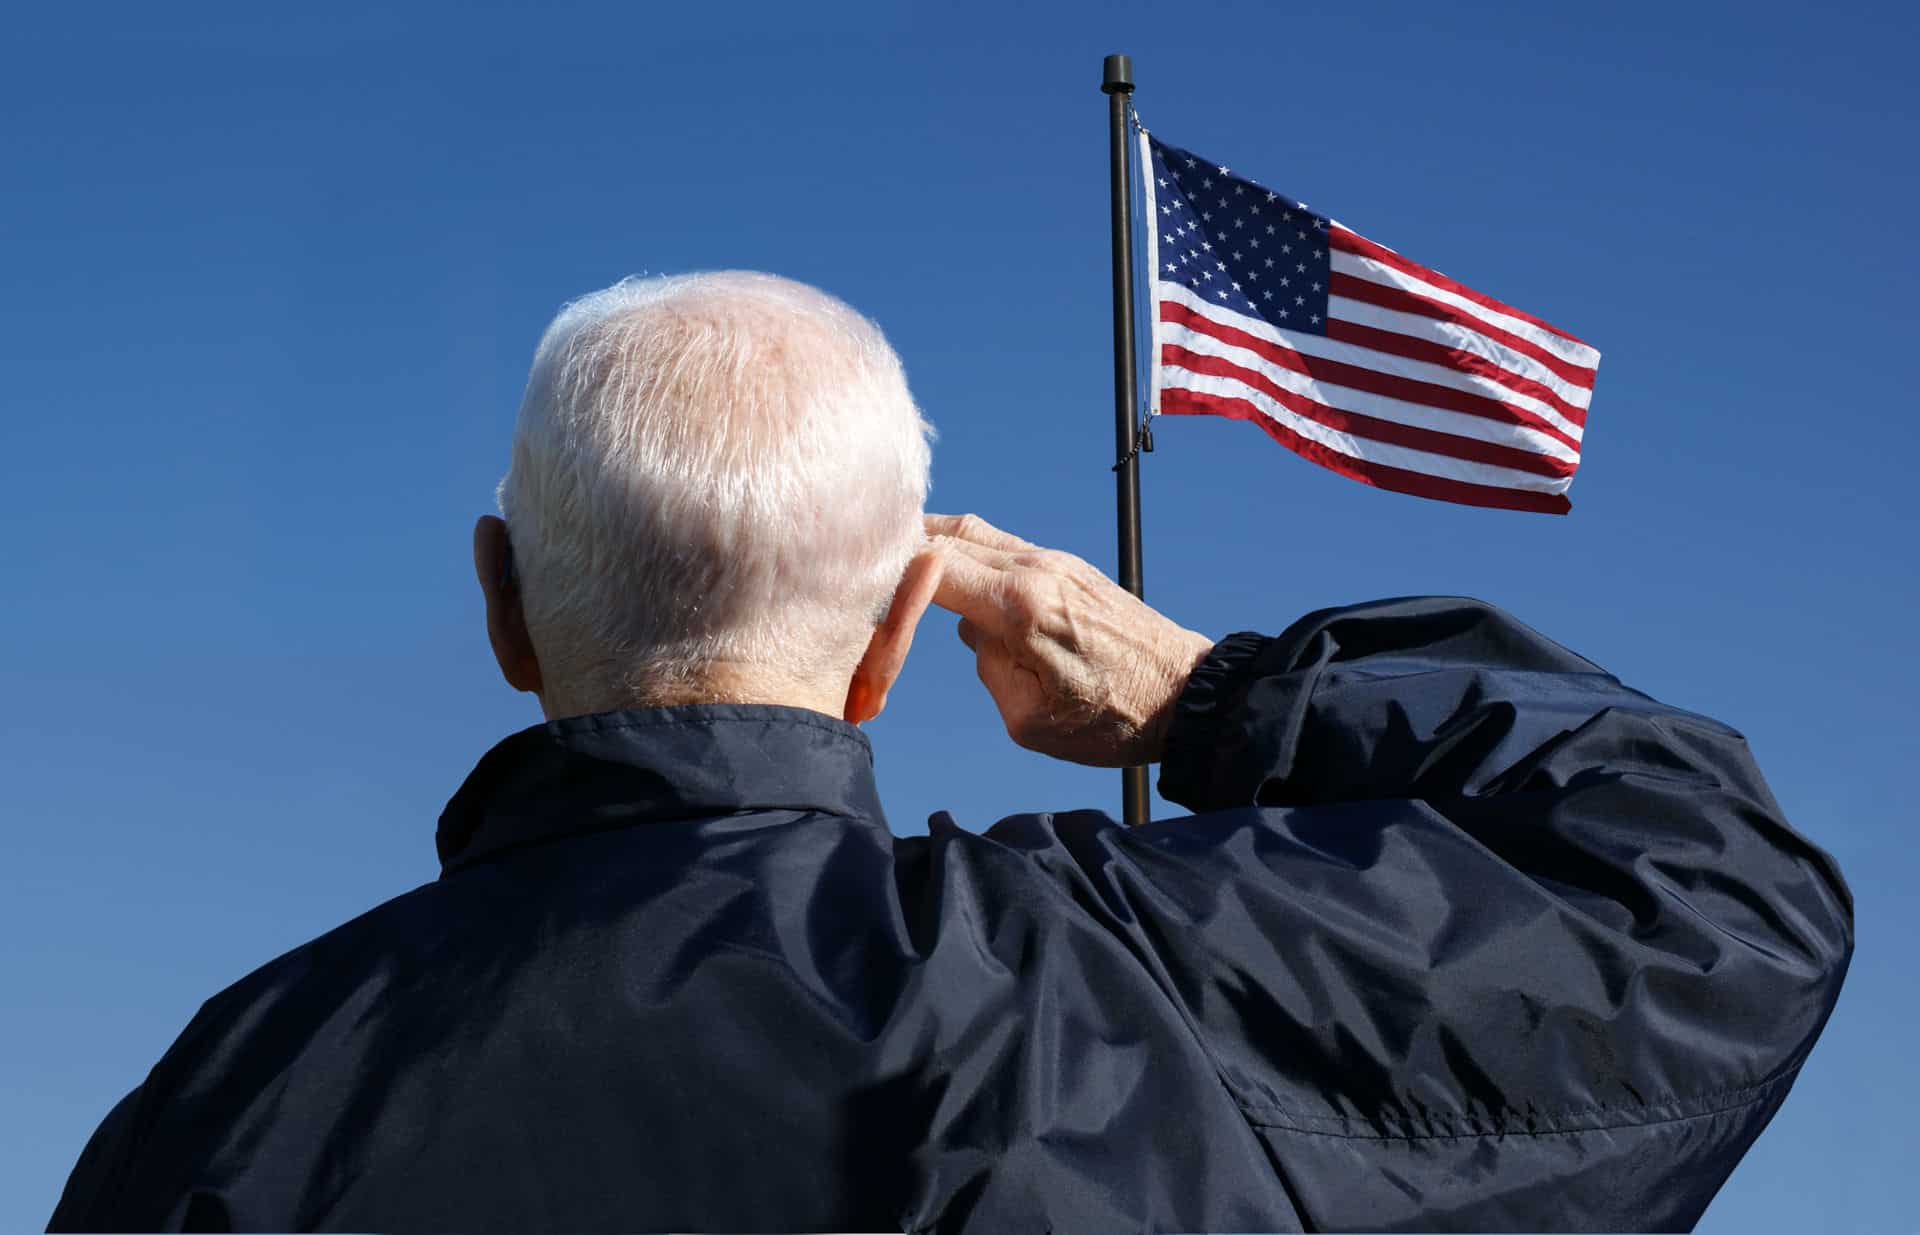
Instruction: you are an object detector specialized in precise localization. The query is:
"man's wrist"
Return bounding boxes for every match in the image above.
[1140,632,1217,764]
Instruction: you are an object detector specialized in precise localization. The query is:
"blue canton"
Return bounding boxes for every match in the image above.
[1146,134,1331,336]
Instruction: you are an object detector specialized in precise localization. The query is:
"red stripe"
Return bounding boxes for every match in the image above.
[1161,388,1572,514]
[1329,228,1592,347]
[1323,315,1590,428]
[1329,271,1596,396]
[1163,345,1575,479]
[1161,299,1581,453]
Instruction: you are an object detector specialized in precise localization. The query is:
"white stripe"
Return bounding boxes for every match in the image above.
[1139,123,1163,418]
[1328,294,1593,411]
[1159,282,1585,443]
[1161,369,1571,495]
[1162,320,1580,466]
[1330,241,1602,370]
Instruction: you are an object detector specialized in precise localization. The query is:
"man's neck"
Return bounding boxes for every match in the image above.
[538,670,852,725]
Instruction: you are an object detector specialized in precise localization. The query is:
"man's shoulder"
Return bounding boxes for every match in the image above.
[155,871,504,1081]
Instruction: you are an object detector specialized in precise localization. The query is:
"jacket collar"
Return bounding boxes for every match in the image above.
[436,703,885,874]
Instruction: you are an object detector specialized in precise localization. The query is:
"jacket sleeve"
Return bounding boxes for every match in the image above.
[1032,597,1852,1231]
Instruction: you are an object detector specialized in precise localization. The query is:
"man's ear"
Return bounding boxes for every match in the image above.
[473,515,544,697]
[845,546,944,725]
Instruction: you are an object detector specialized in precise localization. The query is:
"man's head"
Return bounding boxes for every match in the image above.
[475,272,937,722]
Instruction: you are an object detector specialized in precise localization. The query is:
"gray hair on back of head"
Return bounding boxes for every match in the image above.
[498,272,935,708]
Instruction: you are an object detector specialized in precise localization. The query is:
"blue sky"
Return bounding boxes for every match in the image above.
[4,1,1913,1228]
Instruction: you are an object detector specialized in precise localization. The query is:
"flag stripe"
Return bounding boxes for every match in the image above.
[1161,323,1580,463]
[1162,293,1583,450]
[1324,314,1592,427]
[1163,344,1576,478]
[1166,285,1583,442]
[1328,272,1597,396]
[1160,386,1573,514]
[1329,227,1597,356]
[1332,248,1600,373]
[1160,371,1568,493]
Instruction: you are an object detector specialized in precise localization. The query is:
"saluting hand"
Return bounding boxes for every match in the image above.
[923,513,1214,769]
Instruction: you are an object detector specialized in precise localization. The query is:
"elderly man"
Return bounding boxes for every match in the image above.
[52,273,1850,1233]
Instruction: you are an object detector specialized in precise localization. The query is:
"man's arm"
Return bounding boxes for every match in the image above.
[924,515,1853,1231]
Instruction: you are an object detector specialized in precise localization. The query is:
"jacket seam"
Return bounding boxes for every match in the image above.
[1232,1064,1800,1141]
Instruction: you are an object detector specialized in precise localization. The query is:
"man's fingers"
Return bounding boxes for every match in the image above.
[928,538,1017,632]
[924,513,1038,553]
[969,637,1045,739]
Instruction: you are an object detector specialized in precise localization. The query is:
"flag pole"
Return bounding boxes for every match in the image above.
[1102,53,1150,827]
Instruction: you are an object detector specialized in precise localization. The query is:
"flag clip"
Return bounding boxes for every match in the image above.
[1112,416,1154,471]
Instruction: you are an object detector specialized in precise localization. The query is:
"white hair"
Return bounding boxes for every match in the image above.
[498,272,934,708]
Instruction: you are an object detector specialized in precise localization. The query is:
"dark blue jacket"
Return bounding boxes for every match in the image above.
[49,599,1853,1232]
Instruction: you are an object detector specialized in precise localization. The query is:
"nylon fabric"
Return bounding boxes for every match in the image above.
[48,600,1851,1233]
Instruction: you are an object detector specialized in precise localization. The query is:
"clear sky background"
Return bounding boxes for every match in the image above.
[4,1,1913,1228]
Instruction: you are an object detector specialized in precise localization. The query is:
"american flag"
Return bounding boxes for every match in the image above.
[1140,129,1600,513]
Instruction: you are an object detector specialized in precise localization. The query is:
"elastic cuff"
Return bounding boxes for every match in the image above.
[1157,631,1273,810]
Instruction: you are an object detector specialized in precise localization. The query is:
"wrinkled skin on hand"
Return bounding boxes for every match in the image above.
[924,513,1215,768]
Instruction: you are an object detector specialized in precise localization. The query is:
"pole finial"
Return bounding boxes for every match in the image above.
[1101,54,1133,94]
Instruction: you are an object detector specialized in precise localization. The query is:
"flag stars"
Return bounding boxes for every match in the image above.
[1148,141,1335,335]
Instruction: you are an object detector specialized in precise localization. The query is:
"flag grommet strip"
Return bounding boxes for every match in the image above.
[1136,115,1163,423]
